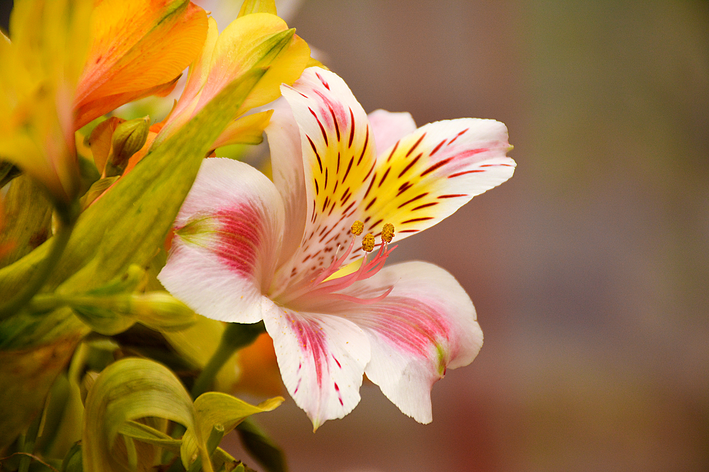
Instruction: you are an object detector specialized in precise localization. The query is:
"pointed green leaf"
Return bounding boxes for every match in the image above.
[181,393,282,470]
[36,371,84,459]
[82,358,196,472]
[61,443,83,472]
[118,421,183,452]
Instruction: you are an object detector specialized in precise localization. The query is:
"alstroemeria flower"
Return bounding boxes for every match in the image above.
[0,0,92,207]
[74,0,208,130]
[159,67,516,428]
[0,0,207,207]
[156,12,310,146]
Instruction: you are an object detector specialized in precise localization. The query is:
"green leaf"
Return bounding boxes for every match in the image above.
[61,443,83,472]
[82,358,196,472]
[236,419,287,472]
[35,371,84,459]
[0,332,82,450]
[181,393,283,470]
[0,174,53,268]
[118,420,183,452]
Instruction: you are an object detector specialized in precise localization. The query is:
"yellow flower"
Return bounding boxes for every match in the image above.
[157,12,310,147]
[0,0,92,207]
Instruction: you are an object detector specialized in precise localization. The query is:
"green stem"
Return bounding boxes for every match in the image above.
[190,322,265,399]
[18,407,44,472]
[0,204,77,320]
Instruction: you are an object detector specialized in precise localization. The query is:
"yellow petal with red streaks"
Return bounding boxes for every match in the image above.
[356,118,515,240]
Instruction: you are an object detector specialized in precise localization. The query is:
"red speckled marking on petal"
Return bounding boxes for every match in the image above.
[213,204,262,276]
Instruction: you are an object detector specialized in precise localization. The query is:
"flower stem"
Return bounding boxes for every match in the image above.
[0,203,77,320]
[190,321,265,399]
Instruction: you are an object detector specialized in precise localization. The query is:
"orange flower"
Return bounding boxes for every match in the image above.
[74,0,208,130]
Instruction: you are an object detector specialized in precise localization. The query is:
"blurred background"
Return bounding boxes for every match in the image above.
[237,1,709,471]
[3,1,708,471]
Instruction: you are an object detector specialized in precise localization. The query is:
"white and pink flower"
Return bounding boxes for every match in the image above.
[159,67,515,428]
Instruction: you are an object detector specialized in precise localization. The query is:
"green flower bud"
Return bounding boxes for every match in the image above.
[110,116,150,171]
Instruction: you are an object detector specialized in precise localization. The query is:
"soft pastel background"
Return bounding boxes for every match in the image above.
[3,1,708,471]
[233,2,709,471]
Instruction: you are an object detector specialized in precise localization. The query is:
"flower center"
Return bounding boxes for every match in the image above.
[278,221,397,307]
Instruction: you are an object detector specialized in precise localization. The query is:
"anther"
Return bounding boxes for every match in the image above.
[381,223,395,243]
[351,220,364,236]
[361,233,375,252]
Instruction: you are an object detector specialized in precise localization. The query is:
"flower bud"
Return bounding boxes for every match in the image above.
[128,292,197,331]
[110,117,150,170]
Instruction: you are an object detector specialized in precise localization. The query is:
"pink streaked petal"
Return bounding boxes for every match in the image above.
[367,109,417,155]
[261,298,371,430]
[278,67,377,281]
[336,261,483,423]
[159,242,266,323]
[355,118,515,241]
[158,158,284,323]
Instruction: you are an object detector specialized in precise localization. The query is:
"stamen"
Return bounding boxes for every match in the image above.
[351,220,364,235]
[381,223,395,243]
[361,233,375,252]
[277,223,398,307]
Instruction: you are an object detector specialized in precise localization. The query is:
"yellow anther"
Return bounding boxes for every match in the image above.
[361,233,375,252]
[351,220,364,236]
[381,223,395,243]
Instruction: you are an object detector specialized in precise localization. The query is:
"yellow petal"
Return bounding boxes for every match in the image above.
[212,109,274,148]
[0,0,92,205]
[200,13,310,114]
[158,13,309,144]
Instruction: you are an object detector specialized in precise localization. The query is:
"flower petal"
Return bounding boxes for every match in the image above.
[367,109,417,154]
[334,261,483,423]
[356,118,516,241]
[75,0,208,128]
[279,67,377,278]
[261,298,371,430]
[159,13,310,143]
[158,158,284,323]
[265,98,307,270]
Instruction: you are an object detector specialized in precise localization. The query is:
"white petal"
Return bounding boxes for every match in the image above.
[261,298,371,429]
[266,98,307,268]
[159,158,285,323]
[333,261,482,423]
[367,109,417,155]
